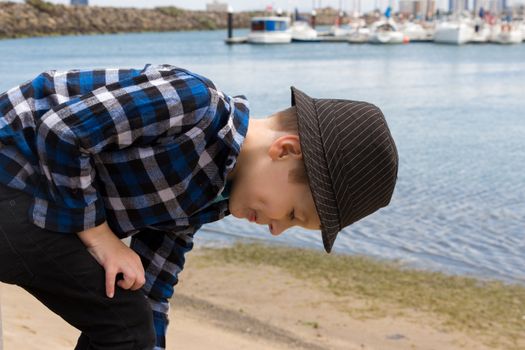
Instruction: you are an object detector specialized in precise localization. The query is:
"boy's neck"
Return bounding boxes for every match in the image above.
[226,117,278,182]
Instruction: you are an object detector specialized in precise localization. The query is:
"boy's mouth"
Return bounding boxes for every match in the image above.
[248,209,257,223]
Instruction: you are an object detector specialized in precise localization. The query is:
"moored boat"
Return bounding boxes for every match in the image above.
[434,21,474,45]
[369,20,406,44]
[247,17,292,44]
[348,26,370,43]
[471,20,491,43]
[490,23,523,44]
[290,20,319,42]
[401,22,429,42]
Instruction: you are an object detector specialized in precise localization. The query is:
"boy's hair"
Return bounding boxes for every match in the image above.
[269,106,309,185]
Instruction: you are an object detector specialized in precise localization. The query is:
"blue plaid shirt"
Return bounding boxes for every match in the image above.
[0,64,249,349]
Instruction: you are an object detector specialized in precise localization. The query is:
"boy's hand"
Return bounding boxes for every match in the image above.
[77,221,145,298]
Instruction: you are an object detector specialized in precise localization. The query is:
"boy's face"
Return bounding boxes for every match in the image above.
[228,134,321,236]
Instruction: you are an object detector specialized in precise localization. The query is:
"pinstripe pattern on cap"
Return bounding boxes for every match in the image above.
[291,87,398,253]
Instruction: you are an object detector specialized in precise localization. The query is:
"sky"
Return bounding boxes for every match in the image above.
[12,0,525,12]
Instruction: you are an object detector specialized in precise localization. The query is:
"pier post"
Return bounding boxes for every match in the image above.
[227,6,233,39]
[337,10,343,26]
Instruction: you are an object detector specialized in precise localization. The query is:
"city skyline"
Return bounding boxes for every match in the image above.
[8,0,525,11]
[18,0,525,11]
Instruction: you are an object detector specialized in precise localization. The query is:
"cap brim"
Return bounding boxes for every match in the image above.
[291,86,341,253]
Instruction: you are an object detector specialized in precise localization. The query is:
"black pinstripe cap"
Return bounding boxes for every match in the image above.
[291,87,399,253]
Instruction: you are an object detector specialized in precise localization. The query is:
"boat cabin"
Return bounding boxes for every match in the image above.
[250,17,290,32]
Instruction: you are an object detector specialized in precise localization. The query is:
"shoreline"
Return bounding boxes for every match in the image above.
[189,244,525,350]
[0,2,339,41]
[2,243,523,349]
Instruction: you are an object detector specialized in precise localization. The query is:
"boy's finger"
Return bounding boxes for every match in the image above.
[130,275,145,290]
[117,273,135,290]
[105,268,117,298]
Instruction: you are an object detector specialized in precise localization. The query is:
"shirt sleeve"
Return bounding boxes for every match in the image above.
[130,225,200,350]
[33,65,212,233]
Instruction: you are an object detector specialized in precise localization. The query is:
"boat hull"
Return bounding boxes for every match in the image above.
[434,23,474,45]
[402,24,429,41]
[369,32,405,44]
[247,32,292,44]
[471,27,491,43]
[493,31,522,44]
[291,38,322,42]
[348,32,369,43]
[290,21,318,42]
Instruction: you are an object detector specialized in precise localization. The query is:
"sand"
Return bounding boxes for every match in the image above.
[0,249,497,350]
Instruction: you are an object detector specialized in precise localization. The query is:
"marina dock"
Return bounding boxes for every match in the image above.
[225,34,352,44]
[224,4,525,46]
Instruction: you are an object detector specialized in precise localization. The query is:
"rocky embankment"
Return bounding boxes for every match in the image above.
[0,0,339,39]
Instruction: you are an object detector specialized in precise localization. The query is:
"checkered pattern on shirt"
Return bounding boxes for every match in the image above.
[0,64,249,349]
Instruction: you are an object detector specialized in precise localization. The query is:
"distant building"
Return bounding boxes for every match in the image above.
[206,0,228,12]
[399,1,413,14]
[70,0,88,6]
[486,0,501,13]
[510,3,524,17]
[399,0,436,18]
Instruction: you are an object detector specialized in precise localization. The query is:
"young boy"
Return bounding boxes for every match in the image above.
[0,64,398,349]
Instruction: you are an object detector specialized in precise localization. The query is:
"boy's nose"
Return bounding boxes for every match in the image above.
[268,221,290,236]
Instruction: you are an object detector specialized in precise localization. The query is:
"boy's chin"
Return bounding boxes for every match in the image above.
[228,203,242,219]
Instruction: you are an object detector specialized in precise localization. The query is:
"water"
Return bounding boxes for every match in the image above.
[1,29,523,284]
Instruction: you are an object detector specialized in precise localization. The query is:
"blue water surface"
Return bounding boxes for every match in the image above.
[1,28,523,283]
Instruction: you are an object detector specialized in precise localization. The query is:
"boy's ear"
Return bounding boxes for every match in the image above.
[268,135,302,161]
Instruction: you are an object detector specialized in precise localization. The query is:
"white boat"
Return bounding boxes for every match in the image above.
[401,22,429,42]
[369,20,406,44]
[471,20,491,43]
[329,8,355,37]
[346,18,370,43]
[348,26,370,43]
[520,22,525,41]
[290,20,319,42]
[330,24,354,37]
[491,23,523,44]
[423,26,436,41]
[247,17,292,44]
[434,21,474,45]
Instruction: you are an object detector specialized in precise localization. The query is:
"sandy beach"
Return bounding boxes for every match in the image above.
[1,244,521,350]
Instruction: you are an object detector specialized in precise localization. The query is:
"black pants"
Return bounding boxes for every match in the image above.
[0,183,155,349]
